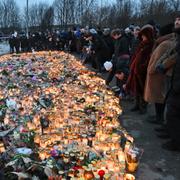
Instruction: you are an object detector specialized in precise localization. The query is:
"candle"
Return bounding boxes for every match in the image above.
[84,168,95,180]
[39,152,47,160]
[124,173,135,180]
[34,135,40,144]
[0,143,5,153]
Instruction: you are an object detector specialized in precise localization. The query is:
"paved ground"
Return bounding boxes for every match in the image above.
[120,100,180,180]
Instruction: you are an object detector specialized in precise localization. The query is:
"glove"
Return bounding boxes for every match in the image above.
[156,64,166,74]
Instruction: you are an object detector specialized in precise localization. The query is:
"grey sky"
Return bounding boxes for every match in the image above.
[16,0,52,9]
[16,0,115,9]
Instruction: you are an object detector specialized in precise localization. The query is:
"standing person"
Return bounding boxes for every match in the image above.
[111,28,130,62]
[20,34,29,52]
[125,25,154,114]
[102,28,114,62]
[130,26,141,57]
[144,24,176,125]
[13,32,20,54]
[162,14,180,151]
[85,29,110,73]
[9,34,15,53]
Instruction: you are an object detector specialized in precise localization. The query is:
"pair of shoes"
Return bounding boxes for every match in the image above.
[139,108,147,115]
[154,125,167,132]
[145,115,156,121]
[162,140,180,151]
[147,119,162,125]
[156,132,170,139]
[130,106,139,112]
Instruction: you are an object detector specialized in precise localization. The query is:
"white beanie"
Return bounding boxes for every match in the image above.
[14,31,18,37]
[89,28,97,34]
[125,27,130,33]
[104,61,113,71]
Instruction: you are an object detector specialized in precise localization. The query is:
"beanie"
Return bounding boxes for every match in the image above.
[104,61,113,71]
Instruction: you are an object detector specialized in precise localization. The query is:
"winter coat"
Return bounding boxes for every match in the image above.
[126,25,155,96]
[126,39,154,96]
[105,57,129,85]
[91,34,111,63]
[130,37,140,56]
[144,34,177,103]
[114,35,130,58]
[102,34,114,59]
[166,33,180,145]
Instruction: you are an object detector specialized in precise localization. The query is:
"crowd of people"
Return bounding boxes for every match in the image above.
[8,14,180,152]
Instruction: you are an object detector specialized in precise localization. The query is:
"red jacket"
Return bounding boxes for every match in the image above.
[126,40,154,96]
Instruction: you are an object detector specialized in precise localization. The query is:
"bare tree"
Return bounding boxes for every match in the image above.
[41,6,54,31]
[169,0,180,12]
[0,0,178,33]
[0,1,4,28]
[0,0,20,29]
[23,2,49,28]
[53,0,97,27]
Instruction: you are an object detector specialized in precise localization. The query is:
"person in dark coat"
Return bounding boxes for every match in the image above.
[115,67,129,98]
[111,28,130,60]
[13,32,20,54]
[104,57,129,85]
[102,28,114,60]
[9,34,15,53]
[20,34,29,52]
[86,29,110,73]
[125,25,154,114]
[130,26,141,57]
[105,29,130,85]
[161,14,180,151]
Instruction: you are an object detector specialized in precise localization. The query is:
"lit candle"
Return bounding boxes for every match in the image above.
[124,173,135,180]
[0,143,5,153]
[39,152,47,160]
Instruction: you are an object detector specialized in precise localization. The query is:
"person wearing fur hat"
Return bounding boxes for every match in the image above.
[144,23,176,126]
[161,13,180,151]
[125,25,155,114]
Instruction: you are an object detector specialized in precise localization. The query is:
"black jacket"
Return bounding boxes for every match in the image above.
[166,33,180,145]
[114,35,130,58]
[106,58,129,85]
[171,35,180,94]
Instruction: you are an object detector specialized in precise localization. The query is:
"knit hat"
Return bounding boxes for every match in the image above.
[125,27,131,34]
[138,24,154,41]
[134,26,141,31]
[89,28,97,34]
[13,31,17,37]
[104,61,113,71]
[175,11,180,18]
[103,28,110,36]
